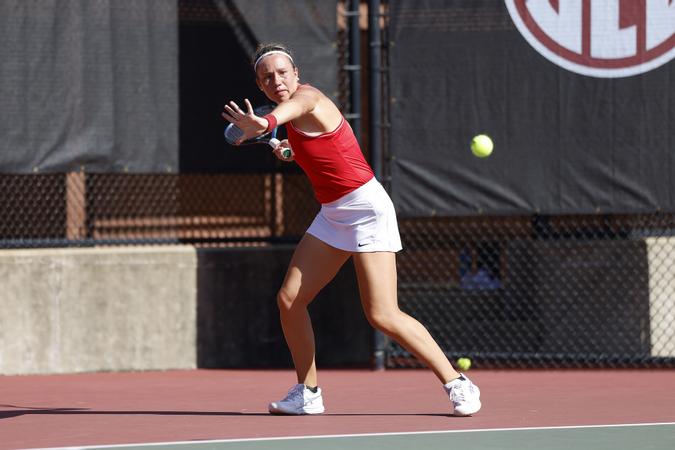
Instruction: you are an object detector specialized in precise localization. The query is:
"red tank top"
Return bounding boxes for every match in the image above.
[286,116,374,204]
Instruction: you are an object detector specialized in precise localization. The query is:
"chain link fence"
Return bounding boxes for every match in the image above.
[3,171,673,369]
[392,214,675,369]
[0,172,317,248]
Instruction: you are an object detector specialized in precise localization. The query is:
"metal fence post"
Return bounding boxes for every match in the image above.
[369,0,387,371]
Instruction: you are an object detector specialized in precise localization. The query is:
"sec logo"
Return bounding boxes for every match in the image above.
[505,0,675,78]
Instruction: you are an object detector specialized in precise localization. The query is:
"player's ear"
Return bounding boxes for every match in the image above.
[255,79,263,91]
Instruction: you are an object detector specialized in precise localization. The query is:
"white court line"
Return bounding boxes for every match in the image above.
[28,421,675,450]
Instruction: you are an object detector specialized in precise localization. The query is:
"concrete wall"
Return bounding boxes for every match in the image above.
[0,245,371,375]
[0,246,197,375]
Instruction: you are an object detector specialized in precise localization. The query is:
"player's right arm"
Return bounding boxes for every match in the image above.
[271,139,294,161]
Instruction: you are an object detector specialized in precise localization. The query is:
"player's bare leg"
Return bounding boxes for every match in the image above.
[352,251,459,384]
[277,233,350,387]
[353,251,481,415]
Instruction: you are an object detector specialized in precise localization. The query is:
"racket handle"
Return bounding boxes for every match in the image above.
[268,138,292,159]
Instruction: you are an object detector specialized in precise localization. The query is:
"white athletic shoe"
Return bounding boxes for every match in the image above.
[444,374,481,416]
[268,384,325,415]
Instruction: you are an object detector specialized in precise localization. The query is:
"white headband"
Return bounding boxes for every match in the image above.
[254,50,294,71]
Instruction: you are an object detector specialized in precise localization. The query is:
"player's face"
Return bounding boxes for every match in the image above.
[255,54,299,103]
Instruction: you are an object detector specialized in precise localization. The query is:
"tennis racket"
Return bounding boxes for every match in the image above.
[223,104,293,159]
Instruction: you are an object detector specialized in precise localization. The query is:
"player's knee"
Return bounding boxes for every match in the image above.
[365,308,399,334]
[276,288,298,313]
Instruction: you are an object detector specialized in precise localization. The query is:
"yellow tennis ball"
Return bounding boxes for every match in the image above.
[456,357,472,371]
[471,134,494,158]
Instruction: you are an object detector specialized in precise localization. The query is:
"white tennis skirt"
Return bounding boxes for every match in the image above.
[306,177,403,253]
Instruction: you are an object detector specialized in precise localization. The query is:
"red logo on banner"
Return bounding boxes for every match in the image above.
[505,0,675,77]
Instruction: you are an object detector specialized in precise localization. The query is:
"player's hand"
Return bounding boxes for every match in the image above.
[221,99,267,144]
[272,139,294,161]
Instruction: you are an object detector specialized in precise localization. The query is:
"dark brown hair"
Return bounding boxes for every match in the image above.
[252,43,296,71]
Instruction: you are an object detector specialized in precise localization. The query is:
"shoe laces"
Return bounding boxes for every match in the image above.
[283,384,305,403]
[450,382,470,405]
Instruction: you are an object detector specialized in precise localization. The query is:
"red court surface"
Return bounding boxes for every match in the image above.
[1,369,674,449]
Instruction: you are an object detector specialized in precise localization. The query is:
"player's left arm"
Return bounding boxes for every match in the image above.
[221,86,321,142]
[221,99,268,141]
[267,85,320,126]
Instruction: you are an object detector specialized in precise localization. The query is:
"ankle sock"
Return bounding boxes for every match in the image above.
[305,385,318,393]
[445,375,466,387]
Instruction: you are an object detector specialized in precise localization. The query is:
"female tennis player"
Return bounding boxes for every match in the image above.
[222,43,481,416]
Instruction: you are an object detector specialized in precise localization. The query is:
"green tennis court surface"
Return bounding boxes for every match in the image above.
[37,423,675,450]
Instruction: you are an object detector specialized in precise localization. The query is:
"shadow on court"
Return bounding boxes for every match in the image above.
[0,405,453,420]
